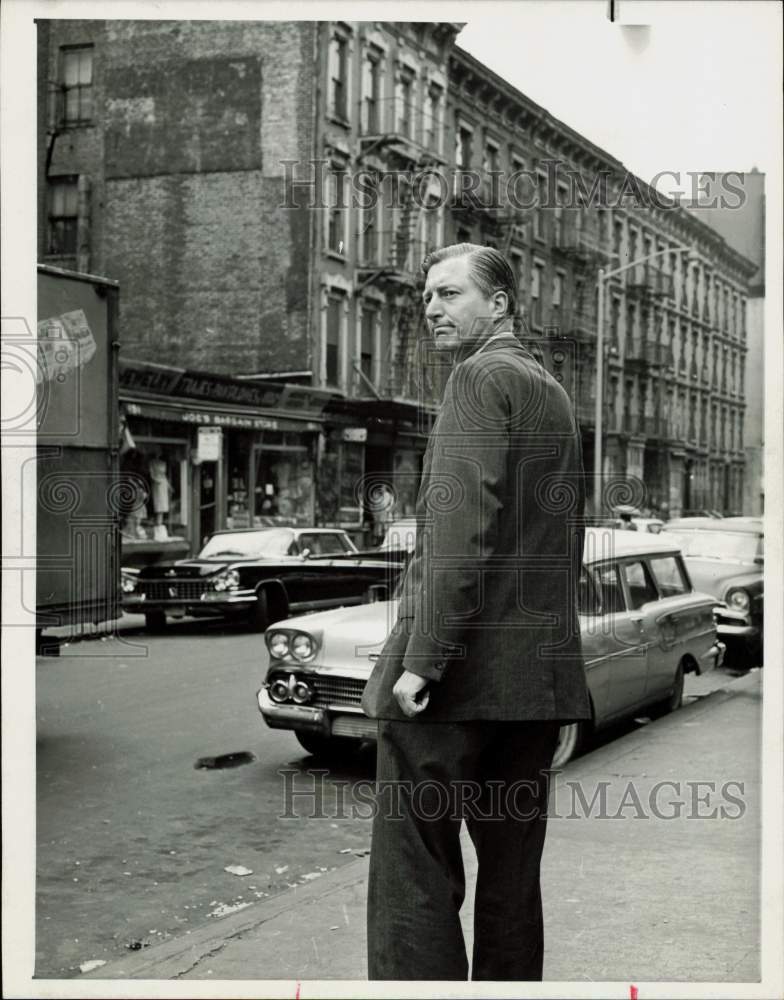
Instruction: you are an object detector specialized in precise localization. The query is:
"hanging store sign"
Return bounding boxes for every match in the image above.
[342,427,368,443]
[197,427,223,462]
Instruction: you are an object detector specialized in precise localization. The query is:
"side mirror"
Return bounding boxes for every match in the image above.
[300,547,312,559]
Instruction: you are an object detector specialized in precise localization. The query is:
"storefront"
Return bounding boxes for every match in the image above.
[119,361,330,565]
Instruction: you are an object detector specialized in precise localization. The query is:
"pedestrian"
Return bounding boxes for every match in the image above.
[361,244,591,981]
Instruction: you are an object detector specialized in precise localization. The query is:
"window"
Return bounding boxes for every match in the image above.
[60,45,93,124]
[578,567,601,615]
[326,167,347,253]
[425,83,442,150]
[423,206,440,252]
[47,176,79,255]
[361,49,381,132]
[595,564,625,615]
[534,173,547,240]
[396,69,415,139]
[552,272,563,321]
[360,305,376,384]
[622,561,658,610]
[326,297,342,385]
[483,141,499,175]
[328,34,349,119]
[531,263,543,326]
[456,125,472,170]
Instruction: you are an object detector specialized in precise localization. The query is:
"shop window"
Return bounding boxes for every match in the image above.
[252,433,315,526]
[318,432,365,525]
[120,434,189,543]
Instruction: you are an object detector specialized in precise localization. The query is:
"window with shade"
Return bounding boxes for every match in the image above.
[47,176,79,255]
[425,83,442,151]
[530,264,543,327]
[60,46,93,125]
[396,70,415,139]
[326,297,342,386]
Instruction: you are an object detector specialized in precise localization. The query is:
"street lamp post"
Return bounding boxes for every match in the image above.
[592,243,694,518]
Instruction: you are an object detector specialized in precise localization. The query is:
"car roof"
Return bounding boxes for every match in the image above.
[583,527,682,563]
[666,517,762,533]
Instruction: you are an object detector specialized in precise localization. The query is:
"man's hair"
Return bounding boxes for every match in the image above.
[421,243,518,317]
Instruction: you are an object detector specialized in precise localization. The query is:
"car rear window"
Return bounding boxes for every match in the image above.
[648,555,689,597]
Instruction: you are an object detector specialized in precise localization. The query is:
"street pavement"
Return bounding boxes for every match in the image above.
[79,664,762,985]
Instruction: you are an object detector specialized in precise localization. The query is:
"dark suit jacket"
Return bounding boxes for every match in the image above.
[361,336,592,723]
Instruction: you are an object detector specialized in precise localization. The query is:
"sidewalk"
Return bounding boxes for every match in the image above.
[88,670,762,984]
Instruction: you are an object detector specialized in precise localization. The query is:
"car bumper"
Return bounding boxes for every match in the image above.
[122,591,257,613]
[703,640,725,671]
[713,604,760,641]
[256,688,378,741]
[257,687,330,735]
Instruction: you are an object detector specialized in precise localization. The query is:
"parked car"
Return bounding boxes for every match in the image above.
[257,528,724,768]
[122,527,404,632]
[660,516,764,667]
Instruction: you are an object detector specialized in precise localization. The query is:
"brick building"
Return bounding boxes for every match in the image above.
[38,19,757,557]
[445,46,757,517]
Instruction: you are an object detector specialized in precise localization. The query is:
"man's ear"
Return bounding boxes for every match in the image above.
[492,289,509,319]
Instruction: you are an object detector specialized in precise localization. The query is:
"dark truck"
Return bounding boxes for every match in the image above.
[36,265,121,646]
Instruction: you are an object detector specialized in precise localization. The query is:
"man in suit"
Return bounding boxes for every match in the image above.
[361,243,591,981]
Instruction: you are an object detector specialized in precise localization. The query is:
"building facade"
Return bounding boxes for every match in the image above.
[38,20,757,558]
[445,46,757,517]
[690,170,766,515]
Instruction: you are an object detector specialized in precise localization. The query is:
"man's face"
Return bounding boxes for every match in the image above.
[422,255,499,351]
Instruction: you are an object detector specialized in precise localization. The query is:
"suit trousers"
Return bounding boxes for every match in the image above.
[366,717,561,981]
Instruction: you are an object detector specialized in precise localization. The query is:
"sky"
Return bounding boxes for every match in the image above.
[457,0,781,198]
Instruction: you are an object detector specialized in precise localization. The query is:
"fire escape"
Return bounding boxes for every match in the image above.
[354,96,447,405]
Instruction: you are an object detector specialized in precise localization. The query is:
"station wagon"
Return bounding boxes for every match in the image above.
[257,528,724,767]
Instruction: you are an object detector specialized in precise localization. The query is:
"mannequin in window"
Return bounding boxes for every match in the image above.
[148,452,171,541]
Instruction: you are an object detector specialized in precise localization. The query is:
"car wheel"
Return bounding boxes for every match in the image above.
[551,722,585,769]
[653,662,684,716]
[144,610,167,633]
[248,589,269,632]
[295,731,358,760]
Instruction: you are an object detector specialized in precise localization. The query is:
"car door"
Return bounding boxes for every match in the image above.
[591,561,649,718]
[616,558,660,709]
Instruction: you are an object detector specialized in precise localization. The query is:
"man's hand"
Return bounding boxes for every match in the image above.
[393,670,430,718]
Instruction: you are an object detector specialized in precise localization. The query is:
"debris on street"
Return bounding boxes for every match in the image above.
[224,865,253,877]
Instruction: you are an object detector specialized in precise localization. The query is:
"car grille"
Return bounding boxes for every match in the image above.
[142,580,205,601]
[312,676,366,707]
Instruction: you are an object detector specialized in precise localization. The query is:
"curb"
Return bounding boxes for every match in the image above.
[85,668,760,980]
[86,856,370,979]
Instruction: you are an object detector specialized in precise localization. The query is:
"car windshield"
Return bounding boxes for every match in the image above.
[664,529,763,563]
[199,528,295,559]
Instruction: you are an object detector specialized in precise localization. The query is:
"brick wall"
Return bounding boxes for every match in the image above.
[41,19,318,376]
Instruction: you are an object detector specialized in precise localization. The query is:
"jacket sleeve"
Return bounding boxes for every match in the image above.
[402,360,509,682]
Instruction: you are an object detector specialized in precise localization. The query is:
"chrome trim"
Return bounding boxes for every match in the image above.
[257,688,329,734]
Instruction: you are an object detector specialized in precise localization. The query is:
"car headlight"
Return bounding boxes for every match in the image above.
[267,632,290,659]
[121,572,138,594]
[213,569,240,592]
[291,678,314,704]
[269,676,291,703]
[726,588,751,612]
[291,634,316,661]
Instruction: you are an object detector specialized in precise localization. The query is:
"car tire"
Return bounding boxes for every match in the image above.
[249,589,269,632]
[295,731,358,760]
[652,662,684,716]
[144,610,167,633]
[551,721,585,769]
